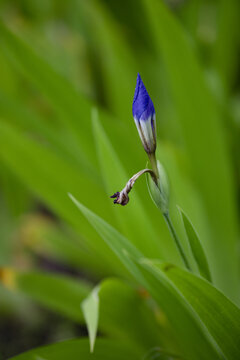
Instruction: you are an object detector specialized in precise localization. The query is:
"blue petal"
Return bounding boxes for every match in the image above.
[132,73,155,121]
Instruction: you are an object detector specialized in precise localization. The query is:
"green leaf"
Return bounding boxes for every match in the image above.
[81,286,100,353]
[9,271,157,355]
[137,259,222,360]
[0,162,32,217]
[162,264,240,360]
[9,338,140,360]
[23,218,102,276]
[10,269,164,352]
[14,271,90,322]
[70,195,223,360]
[178,206,212,281]
[98,278,166,352]
[81,278,165,353]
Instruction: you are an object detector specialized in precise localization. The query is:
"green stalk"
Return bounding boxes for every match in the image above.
[148,152,159,179]
[148,152,191,270]
[164,212,191,271]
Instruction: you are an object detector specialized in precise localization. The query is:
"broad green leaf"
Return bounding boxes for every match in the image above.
[81,286,100,353]
[98,278,167,352]
[0,50,18,95]
[143,0,239,302]
[81,278,165,353]
[92,109,166,259]
[9,338,141,360]
[0,205,18,265]
[3,269,164,353]
[137,260,223,360]
[11,270,90,322]
[177,0,201,43]
[0,162,32,217]
[178,206,212,281]
[162,264,240,360]
[70,196,223,360]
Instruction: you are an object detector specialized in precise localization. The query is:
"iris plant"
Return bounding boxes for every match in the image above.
[111,74,191,270]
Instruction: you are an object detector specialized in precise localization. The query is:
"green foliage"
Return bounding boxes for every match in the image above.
[15,271,90,322]
[81,285,99,352]
[178,206,212,281]
[9,338,140,360]
[0,0,239,359]
[163,264,240,360]
[71,197,227,359]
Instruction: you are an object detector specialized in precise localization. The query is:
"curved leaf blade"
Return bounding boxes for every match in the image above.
[4,270,162,352]
[162,264,240,360]
[9,338,140,360]
[10,270,90,322]
[81,286,100,353]
[178,206,211,281]
[137,259,223,360]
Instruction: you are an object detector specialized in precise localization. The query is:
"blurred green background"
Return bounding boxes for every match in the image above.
[0,0,240,358]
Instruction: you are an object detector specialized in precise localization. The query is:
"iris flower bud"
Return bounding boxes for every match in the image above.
[132,74,156,155]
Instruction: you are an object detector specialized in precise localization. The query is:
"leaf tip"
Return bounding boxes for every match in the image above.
[67,192,73,200]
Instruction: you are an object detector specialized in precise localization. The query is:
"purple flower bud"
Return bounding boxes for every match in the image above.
[132,74,156,154]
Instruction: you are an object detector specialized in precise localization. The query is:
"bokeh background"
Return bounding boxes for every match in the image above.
[0,0,240,358]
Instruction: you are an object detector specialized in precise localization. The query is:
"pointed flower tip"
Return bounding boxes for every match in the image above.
[132,74,155,121]
[132,74,156,154]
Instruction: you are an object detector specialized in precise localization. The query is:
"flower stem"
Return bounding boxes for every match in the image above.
[148,153,159,179]
[164,212,191,271]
